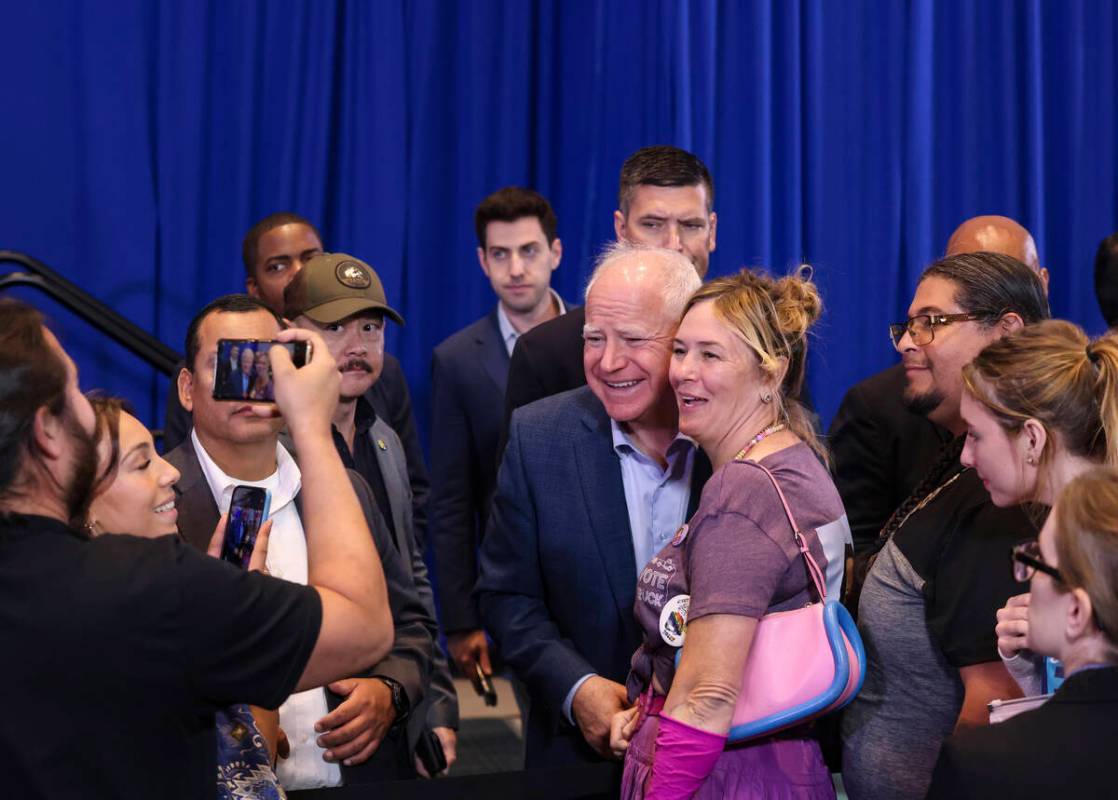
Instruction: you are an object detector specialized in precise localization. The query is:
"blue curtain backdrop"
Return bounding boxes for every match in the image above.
[2,0,1116,447]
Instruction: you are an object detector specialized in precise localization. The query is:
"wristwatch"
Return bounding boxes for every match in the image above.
[373,676,411,727]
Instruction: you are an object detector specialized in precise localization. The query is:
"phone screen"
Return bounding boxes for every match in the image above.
[221,486,271,570]
[212,339,311,402]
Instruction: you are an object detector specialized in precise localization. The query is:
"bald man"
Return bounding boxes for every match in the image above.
[830,215,1046,556]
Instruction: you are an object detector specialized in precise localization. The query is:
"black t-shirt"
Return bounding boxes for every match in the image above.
[0,513,322,799]
[332,397,398,546]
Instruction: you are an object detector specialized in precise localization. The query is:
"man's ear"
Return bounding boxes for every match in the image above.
[999,311,1025,336]
[708,211,718,252]
[32,406,67,461]
[245,275,260,298]
[613,209,627,242]
[476,246,490,277]
[178,367,195,413]
[550,237,563,271]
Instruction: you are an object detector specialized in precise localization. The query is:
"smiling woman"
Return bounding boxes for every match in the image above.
[86,396,181,538]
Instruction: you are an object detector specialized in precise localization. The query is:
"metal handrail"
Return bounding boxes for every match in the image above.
[0,250,182,376]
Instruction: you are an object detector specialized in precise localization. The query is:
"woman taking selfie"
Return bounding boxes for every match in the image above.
[926,467,1118,797]
[84,397,282,799]
[611,269,850,799]
[957,320,1118,692]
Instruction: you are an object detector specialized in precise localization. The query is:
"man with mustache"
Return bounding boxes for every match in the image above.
[285,253,459,777]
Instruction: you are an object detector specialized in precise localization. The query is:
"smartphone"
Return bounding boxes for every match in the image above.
[212,338,312,402]
[221,486,271,570]
[474,662,498,706]
[416,728,447,775]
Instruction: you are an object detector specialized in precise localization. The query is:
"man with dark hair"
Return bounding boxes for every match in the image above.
[285,255,460,778]
[842,252,1049,799]
[168,293,436,789]
[1094,231,1118,328]
[162,213,430,564]
[429,187,565,687]
[829,215,1049,556]
[502,146,716,423]
[0,297,393,797]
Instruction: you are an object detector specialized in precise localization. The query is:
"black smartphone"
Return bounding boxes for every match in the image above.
[416,728,448,775]
[474,662,498,707]
[213,338,312,402]
[221,486,271,570]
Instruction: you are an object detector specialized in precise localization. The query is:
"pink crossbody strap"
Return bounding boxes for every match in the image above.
[739,459,828,602]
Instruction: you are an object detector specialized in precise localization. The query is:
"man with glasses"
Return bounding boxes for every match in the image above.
[841,251,1050,800]
[830,215,1047,556]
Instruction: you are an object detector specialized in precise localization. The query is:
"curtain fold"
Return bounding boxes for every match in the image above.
[1,0,1114,438]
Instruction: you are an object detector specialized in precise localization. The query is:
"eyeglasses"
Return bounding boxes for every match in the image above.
[889,313,985,348]
[1012,539,1064,584]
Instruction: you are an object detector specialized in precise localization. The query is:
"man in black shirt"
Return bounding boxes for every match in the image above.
[0,298,392,798]
[285,253,460,776]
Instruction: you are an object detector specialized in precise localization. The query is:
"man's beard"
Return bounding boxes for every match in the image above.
[64,414,99,532]
[902,386,945,417]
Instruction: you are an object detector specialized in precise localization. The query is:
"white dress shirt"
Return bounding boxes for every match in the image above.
[495,289,567,356]
[191,431,342,790]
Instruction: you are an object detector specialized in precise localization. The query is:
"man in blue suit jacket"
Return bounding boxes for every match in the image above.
[429,188,565,682]
[478,244,710,767]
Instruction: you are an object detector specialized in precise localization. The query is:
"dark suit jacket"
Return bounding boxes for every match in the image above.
[827,363,951,555]
[163,353,430,547]
[503,305,586,426]
[477,386,710,768]
[926,666,1118,799]
[164,439,435,783]
[428,309,509,633]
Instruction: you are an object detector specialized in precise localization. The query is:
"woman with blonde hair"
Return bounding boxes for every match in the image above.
[611,267,851,799]
[927,466,1118,797]
[957,319,1118,693]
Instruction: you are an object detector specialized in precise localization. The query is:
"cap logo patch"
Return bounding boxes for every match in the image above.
[336,261,372,289]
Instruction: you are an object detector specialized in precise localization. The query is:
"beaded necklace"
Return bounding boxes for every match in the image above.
[733,423,787,462]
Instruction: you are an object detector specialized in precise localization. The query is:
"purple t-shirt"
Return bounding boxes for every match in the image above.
[626,443,845,701]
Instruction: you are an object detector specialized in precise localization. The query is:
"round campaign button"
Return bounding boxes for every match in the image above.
[659,594,690,647]
[671,523,689,547]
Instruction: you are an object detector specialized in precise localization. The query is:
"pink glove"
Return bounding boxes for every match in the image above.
[644,712,727,799]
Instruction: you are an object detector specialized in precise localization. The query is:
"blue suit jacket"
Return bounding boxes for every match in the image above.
[428,309,509,632]
[477,385,708,767]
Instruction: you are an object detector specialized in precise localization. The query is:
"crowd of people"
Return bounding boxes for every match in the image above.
[2,144,1117,800]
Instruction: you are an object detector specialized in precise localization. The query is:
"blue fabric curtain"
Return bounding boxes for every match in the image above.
[2,1,1115,442]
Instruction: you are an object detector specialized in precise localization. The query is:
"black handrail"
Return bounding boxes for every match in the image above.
[0,250,182,375]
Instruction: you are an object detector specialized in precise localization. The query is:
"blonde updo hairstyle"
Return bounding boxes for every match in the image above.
[684,266,826,463]
[1053,467,1118,656]
[961,320,1118,503]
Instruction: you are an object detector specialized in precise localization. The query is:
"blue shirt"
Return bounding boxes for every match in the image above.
[562,421,696,722]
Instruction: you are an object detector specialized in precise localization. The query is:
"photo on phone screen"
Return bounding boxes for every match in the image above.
[221,486,271,570]
[212,338,311,402]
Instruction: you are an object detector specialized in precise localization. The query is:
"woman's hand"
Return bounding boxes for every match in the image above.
[995,593,1031,659]
[609,706,640,758]
[205,513,274,574]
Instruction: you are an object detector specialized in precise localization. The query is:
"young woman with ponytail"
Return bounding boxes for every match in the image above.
[957,319,1118,694]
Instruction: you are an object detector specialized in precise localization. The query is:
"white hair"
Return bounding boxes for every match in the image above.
[583,243,701,321]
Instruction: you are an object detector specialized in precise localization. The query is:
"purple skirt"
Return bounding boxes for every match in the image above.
[621,714,835,800]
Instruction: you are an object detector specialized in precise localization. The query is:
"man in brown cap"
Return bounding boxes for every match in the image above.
[285,253,459,778]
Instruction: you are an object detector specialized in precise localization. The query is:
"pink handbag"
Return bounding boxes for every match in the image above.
[675,459,866,742]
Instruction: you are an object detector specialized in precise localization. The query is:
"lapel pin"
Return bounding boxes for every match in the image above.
[376,438,388,451]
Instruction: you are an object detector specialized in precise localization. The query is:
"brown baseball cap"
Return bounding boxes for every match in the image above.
[283,252,405,326]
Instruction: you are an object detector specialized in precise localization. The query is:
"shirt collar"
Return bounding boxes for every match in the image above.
[610,418,695,462]
[496,289,567,356]
[190,429,302,514]
[353,395,377,434]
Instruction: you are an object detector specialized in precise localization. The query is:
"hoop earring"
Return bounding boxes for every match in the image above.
[761,392,773,404]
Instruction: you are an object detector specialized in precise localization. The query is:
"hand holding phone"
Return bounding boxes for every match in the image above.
[221,486,272,570]
[213,338,311,403]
